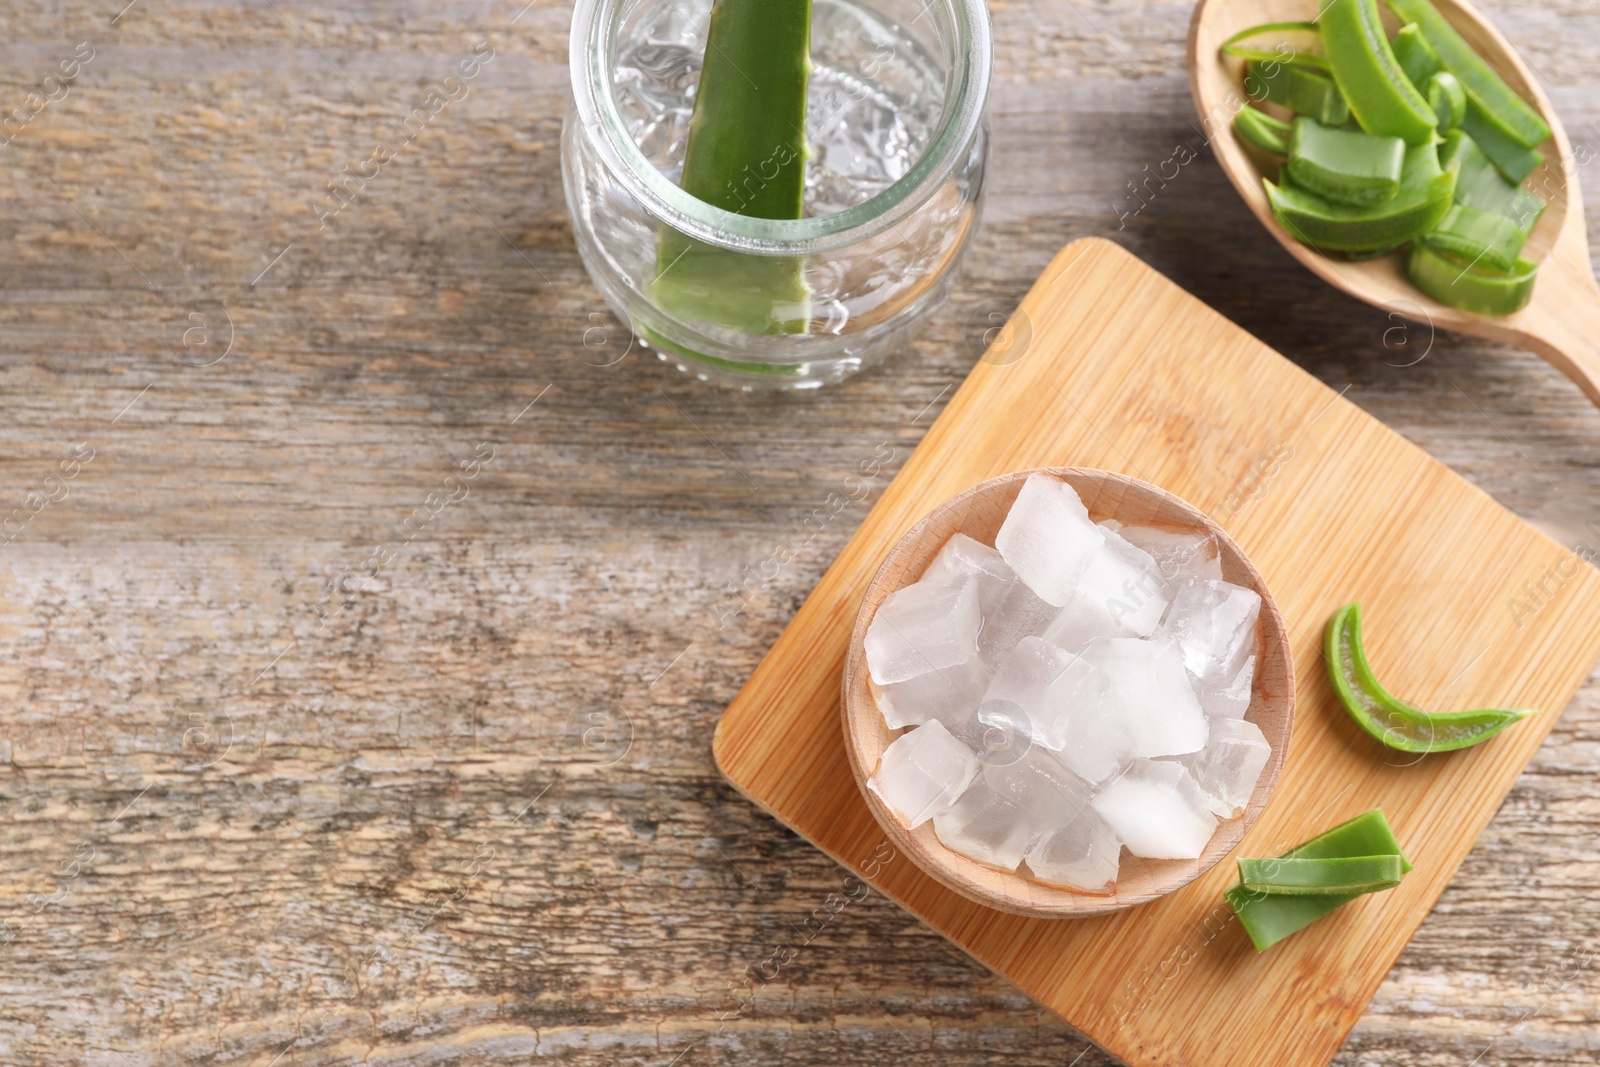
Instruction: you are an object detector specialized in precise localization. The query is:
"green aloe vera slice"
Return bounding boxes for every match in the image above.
[1266,141,1456,252]
[1319,0,1437,146]
[1387,0,1551,150]
[1423,202,1526,272]
[651,0,813,358]
[1237,855,1404,895]
[1325,602,1536,752]
[1440,129,1545,235]
[1220,20,1328,69]
[1234,105,1291,155]
[1460,98,1544,184]
[1407,242,1538,315]
[1246,58,1350,126]
[1226,809,1412,951]
[1286,117,1405,206]
[1388,23,1541,181]
[1391,23,1442,88]
[1427,71,1467,132]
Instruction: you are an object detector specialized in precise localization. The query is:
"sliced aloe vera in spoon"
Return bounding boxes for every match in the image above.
[1407,242,1538,314]
[1267,141,1456,252]
[1286,117,1405,206]
[1391,22,1442,88]
[1246,58,1350,126]
[1423,202,1526,272]
[1220,20,1328,68]
[1460,98,1544,183]
[1320,0,1437,146]
[1387,0,1551,150]
[1440,129,1545,234]
[1235,105,1292,155]
[1427,71,1467,131]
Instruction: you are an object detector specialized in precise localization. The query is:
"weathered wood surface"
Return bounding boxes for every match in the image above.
[0,0,1595,1064]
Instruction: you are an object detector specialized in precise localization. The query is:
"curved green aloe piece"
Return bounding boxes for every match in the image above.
[1266,142,1457,253]
[651,0,813,357]
[1234,105,1291,155]
[1325,602,1536,753]
[1320,0,1437,146]
[1226,809,1411,951]
[1220,20,1328,69]
[1427,71,1467,132]
[1238,855,1403,895]
[1407,242,1537,315]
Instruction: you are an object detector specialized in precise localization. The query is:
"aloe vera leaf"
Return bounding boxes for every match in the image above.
[651,0,814,340]
[1319,0,1437,146]
[1427,71,1467,132]
[1219,20,1328,69]
[1325,602,1537,748]
[1391,23,1442,88]
[1246,58,1350,126]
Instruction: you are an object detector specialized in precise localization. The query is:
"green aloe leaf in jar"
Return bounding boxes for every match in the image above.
[650,0,814,345]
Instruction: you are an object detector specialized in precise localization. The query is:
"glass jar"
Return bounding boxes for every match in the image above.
[563,0,992,389]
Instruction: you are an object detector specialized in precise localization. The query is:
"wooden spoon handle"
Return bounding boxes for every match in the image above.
[1517,273,1600,409]
[1513,225,1600,408]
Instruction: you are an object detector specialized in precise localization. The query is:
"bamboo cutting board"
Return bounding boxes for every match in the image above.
[712,238,1600,1067]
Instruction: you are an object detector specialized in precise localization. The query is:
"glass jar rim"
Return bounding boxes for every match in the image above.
[568,0,992,256]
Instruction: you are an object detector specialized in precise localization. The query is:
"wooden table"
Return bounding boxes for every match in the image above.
[1,1,1596,1064]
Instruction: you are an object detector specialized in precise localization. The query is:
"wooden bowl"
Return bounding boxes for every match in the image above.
[840,468,1295,917]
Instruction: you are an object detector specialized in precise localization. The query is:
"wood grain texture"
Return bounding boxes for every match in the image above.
[839,466,1295,917]
[0,0,1598,1064]
[715,237,1600,1067]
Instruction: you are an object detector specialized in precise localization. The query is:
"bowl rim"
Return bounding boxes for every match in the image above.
[839,466,1296,918]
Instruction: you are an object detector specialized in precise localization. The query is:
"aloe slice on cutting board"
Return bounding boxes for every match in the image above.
[651,0,813,344]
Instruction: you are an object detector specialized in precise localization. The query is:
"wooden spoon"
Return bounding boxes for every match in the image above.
[839,468,1295,918]
[1189,0,1600,407]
